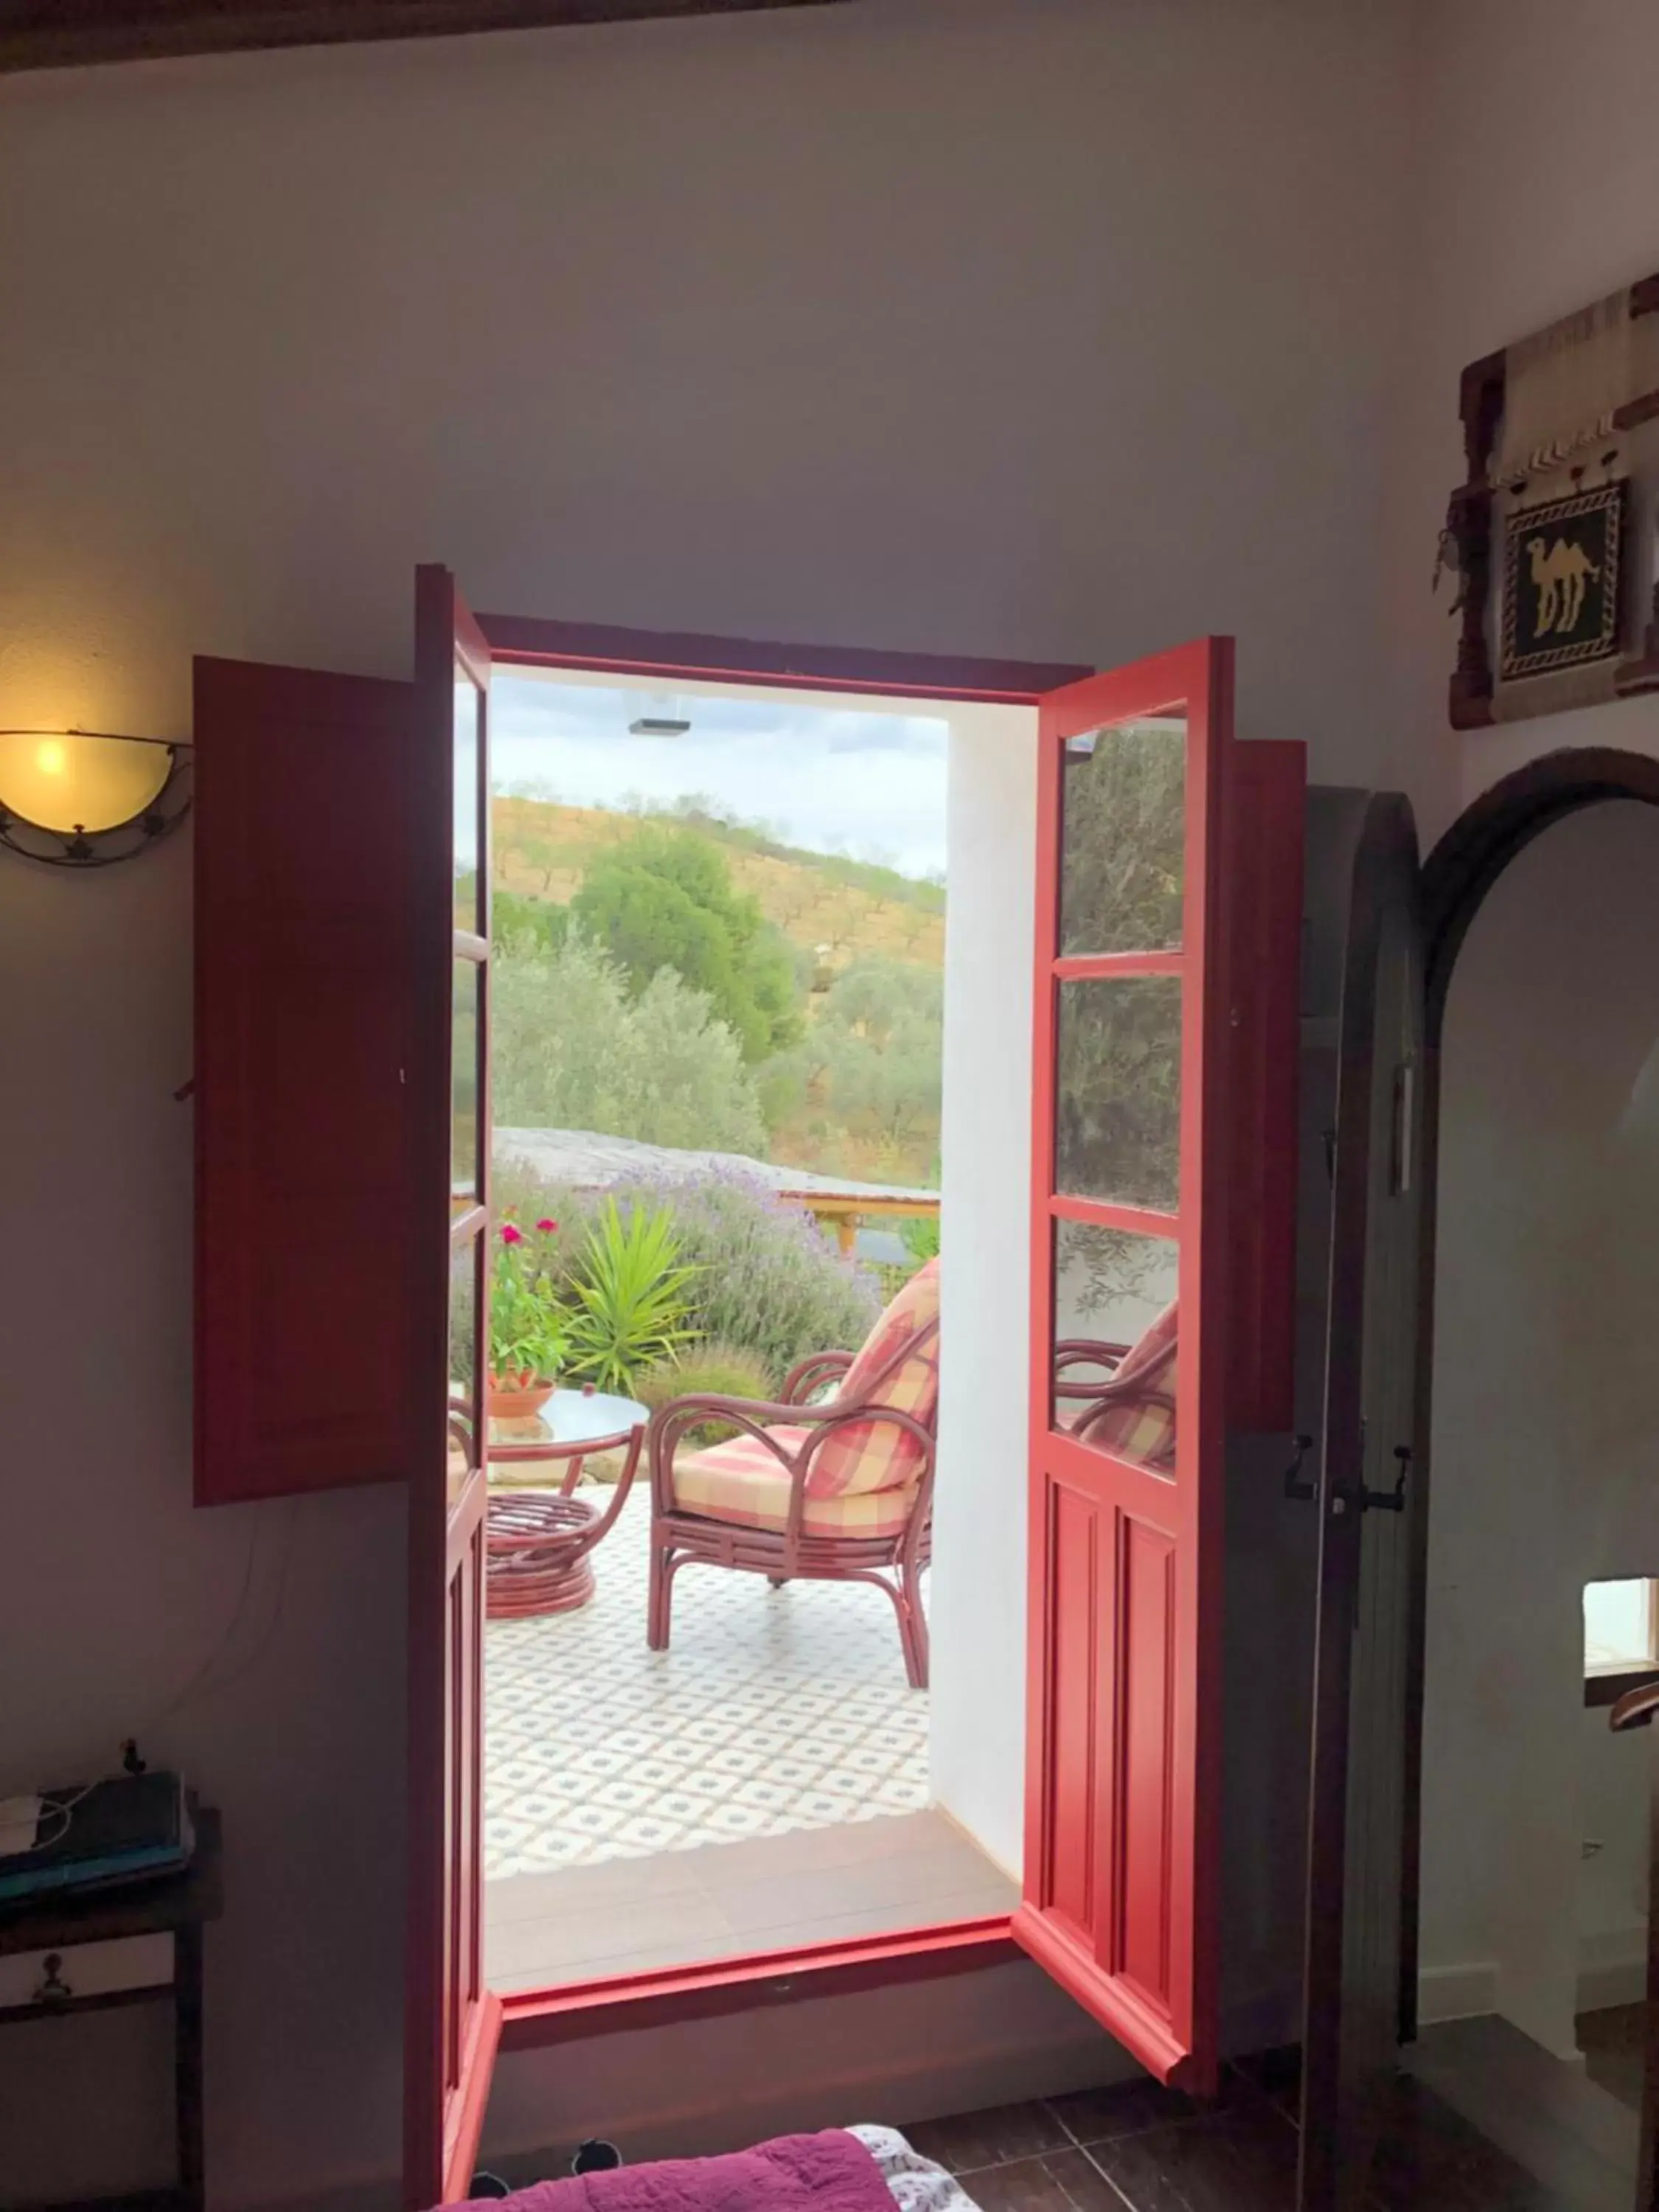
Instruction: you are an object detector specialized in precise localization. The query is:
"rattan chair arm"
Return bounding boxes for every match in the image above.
[781,1349,857,1404]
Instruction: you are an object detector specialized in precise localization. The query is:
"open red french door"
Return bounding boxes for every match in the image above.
[406,566,501,2208]
[1015,637,1248,2091]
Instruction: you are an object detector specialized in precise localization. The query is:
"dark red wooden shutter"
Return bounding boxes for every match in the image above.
[194,656,417,1507]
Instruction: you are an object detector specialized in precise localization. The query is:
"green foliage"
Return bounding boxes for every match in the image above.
[491,928,769,1156]
[563,1198,700,1393]
[486,1161,882,1388]
[493,888,569,954]
[571,825,804,1064]
[488,1217,568,1382]
[660,799,945,915]
[900,1211,941,1264]
[633,1340,776,1445]
[801,957,945,1157]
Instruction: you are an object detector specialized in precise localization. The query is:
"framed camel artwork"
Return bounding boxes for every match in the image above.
[1441,270,1659,728]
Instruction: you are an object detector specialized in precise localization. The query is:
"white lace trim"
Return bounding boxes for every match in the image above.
[846,2124,982,2212]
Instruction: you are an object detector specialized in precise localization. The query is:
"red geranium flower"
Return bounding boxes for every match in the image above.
[536,1218,558,1234]
[500,1222,524,1245]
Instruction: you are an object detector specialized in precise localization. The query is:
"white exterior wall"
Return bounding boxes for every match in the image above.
[930,702,1039,1877]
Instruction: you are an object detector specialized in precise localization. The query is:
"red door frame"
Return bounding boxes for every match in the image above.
[468,608,1091,2053]
[408,571,502,2208]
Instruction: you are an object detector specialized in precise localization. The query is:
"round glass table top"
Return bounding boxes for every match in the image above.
[487,1386,647,1453]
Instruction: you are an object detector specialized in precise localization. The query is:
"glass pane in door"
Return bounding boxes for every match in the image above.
[1050,1217,1179,1458]
[454,675,481,934]
[1054,975,1182,1212]
[451,959,480,1199]
[448,1235,480,1512]
[1059,714,1187,956]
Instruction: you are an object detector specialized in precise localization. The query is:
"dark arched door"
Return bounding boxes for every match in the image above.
[1300,793,1426,2212]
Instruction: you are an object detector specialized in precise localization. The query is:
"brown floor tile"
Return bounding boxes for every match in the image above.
[1576,2003,1646,2118]
[961,2149,1131,2210]
[1367,2075,1560,2212]
[1046,2078,1208,2146]
[1225,2045,1301,2116]
[906,2101,1072,2174]
[1083,2104,1298,2212]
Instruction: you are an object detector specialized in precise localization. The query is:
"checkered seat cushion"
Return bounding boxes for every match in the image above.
[670,1427,921,1537]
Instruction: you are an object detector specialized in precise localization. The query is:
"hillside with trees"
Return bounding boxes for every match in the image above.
[489,796,945,1188]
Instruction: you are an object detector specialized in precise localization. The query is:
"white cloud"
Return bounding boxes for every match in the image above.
[491,675,948,880]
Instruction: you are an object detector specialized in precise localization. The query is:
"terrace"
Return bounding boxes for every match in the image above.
[471,1144,1009,1994]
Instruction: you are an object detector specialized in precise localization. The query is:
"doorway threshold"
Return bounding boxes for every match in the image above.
[485,1807,1016,1994]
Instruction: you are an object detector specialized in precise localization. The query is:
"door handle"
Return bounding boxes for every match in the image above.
[1362,1444,1411,1514]
[1283,1434,1316,1501]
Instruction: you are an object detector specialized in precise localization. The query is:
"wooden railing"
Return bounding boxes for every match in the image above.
[784,1190,939,1257]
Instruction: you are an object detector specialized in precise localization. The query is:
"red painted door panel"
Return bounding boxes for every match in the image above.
[193,657,420,1506]
[1015,639,1301,2089]
[406,568,499,2210]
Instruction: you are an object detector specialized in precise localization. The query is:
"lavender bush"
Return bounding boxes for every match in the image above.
[492,1155,880,1388]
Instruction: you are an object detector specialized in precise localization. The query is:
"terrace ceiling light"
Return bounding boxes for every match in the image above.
[0,727,194,866]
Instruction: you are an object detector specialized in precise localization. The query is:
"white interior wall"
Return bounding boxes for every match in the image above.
[1421,804,1659,2056]
[1381,0,1659,2065]
[1578,1705,1652,2014]
[1390,0,1659,832]
[0,3,1413,2202]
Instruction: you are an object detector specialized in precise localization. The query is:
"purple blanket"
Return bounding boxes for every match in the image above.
[487,2131,893,2212]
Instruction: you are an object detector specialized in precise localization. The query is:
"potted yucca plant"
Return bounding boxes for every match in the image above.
[488,1217,569,1418]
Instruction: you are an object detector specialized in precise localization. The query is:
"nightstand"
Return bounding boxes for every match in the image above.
[0,1805,222,2212]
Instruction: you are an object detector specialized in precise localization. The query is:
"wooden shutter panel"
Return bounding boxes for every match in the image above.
[194,656,418,1506]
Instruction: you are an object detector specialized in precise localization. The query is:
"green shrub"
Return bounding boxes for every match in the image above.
[491,926,769,1156]
[900,1211,941,1263]
[563,1198,700,1394]
[634,1341,777,1444]
[487,1156,881,1388]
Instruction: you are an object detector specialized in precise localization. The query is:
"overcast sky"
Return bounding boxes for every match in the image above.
[491,674,949,880]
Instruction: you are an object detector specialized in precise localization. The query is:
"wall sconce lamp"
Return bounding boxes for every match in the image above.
[0,728,194,867]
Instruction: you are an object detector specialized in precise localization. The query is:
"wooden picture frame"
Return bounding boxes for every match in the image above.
[1445,271,1659,729]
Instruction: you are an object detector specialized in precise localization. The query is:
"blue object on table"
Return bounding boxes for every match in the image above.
[0,1770,194,1905]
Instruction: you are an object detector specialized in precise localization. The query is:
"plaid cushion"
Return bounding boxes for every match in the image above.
[807,1258,942,1499]
[1074,1323,1178,1470]
[1076,1385,1177,1470]
[672,1427,920,1537]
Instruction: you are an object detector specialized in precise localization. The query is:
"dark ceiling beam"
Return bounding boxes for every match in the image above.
[0,0,852,74]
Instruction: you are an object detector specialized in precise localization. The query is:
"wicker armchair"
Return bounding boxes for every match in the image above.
[645,1262,940,1688]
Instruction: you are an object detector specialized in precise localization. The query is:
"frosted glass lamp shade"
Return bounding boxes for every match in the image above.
[0,730,173,834]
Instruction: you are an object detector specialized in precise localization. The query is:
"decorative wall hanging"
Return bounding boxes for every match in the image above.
[0,728,193,866]
[1438,272,1659,728]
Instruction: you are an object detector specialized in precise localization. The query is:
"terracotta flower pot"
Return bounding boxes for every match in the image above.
[487,1370,557,1420]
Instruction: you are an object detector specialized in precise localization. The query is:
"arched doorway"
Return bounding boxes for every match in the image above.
[1303,748,1659,2212]
[1408,746,1659,2051]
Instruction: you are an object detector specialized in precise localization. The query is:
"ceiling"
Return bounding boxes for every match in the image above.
[0,0,852,74]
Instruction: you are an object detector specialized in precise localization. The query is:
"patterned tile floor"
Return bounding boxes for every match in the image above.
[484,1482,931,1879]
